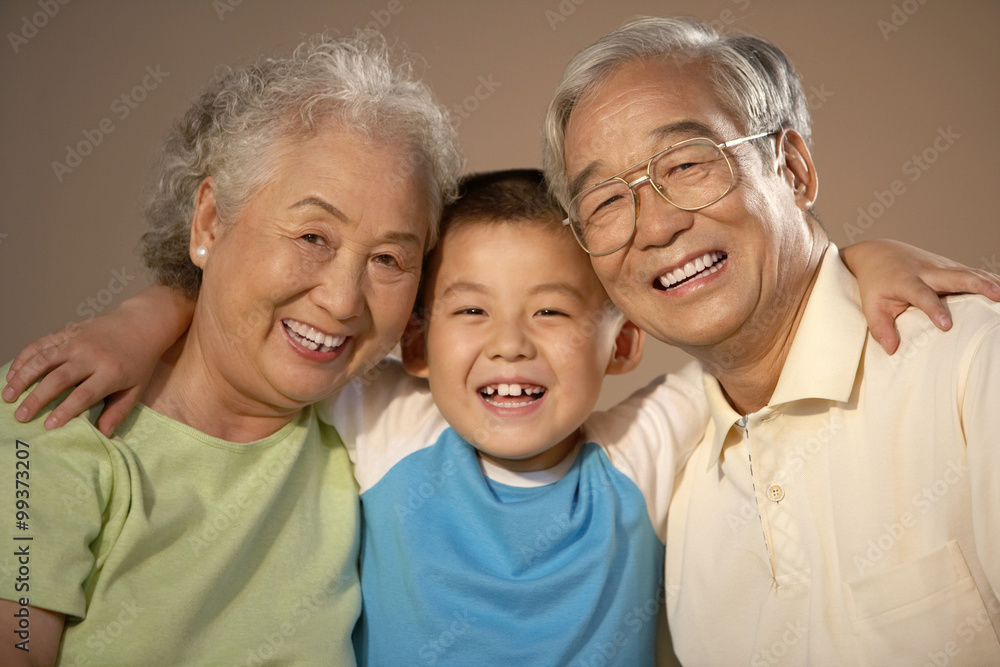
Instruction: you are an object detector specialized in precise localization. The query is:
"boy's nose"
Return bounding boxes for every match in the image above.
[486,318,535,361]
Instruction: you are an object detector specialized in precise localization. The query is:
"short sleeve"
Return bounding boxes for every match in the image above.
[0,417,120,620]
[315,358,447,492]
[585,360,710,541]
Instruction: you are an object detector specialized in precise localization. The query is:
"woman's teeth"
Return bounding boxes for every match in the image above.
[284,319,345,351]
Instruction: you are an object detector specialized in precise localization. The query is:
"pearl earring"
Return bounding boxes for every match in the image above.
[196,246,207,258]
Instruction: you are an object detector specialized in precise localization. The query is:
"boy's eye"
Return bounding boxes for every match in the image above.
[536,308,568,317]
[456,307,486,316]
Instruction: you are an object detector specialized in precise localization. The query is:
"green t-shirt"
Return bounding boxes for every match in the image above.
[1,364,360,666]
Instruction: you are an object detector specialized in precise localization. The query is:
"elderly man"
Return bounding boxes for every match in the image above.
[544,16,1000,666]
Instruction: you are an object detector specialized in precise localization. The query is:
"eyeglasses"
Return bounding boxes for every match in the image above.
[563,130,778,256]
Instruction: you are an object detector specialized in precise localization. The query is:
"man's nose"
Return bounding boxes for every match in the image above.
[631,179,696,250]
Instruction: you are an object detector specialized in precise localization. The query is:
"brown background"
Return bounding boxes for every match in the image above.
[1,0,997,409]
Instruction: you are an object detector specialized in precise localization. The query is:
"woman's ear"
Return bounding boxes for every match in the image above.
[775,129,818,211]
[400,312,430,378]
[189,177,222,267]
[605,320,644,376]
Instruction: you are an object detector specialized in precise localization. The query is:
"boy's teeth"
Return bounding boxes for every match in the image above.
[480,383,545,400]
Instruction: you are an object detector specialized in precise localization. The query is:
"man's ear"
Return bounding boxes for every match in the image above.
[775,129,818,211]
[606,320,644,376]
[189,177,223,267]
[400,312,430,378]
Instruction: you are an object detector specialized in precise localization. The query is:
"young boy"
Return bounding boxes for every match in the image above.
[330,169,705,664]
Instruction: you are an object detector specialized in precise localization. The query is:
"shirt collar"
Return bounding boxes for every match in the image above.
[704,244,868,465]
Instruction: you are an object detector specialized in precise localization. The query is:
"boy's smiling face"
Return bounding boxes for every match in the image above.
[406,219,642,472]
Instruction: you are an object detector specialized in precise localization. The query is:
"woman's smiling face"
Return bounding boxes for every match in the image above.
[191,121,432,411]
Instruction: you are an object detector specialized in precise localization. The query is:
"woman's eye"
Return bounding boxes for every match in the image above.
[301,233,325,245]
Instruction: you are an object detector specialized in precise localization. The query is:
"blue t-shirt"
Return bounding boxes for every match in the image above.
[322,360,708,665]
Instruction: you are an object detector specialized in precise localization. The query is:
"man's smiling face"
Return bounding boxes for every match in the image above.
[563,57,820,357]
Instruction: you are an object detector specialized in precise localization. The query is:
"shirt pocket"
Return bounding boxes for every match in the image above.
[845,540,1000,666]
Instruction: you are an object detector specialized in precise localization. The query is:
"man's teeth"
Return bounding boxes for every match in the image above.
[658,251,725,289]
[481,383,545,397]
[284,319,346,351]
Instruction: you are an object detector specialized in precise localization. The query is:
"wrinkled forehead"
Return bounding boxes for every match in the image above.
[564,58,742,193]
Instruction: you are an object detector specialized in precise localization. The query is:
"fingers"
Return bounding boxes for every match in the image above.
[3,340,71,404]
[96,387,143,437]
[7,328,76,382]
[865,310,901,355]
[9,360,96,425]
[946,269,1000,301]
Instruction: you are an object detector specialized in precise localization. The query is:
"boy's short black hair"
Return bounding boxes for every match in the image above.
[437,168,566,235]
[414,169,569,317]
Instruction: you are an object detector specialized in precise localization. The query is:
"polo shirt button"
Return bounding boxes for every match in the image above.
[767,484,785,502]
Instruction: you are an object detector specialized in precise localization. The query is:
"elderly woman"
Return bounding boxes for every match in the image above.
[0,32,460,665]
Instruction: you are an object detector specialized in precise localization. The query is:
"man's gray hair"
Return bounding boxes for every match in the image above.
[141,31,463,298]
[542,16,810,207]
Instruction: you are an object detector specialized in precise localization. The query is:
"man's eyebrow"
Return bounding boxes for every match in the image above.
[567,120,721,199]
[290,197,349,222]
[648,120,719,144]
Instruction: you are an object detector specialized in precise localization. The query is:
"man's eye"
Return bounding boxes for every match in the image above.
[373,253,400,268]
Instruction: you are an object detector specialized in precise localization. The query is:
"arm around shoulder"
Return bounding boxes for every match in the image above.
[0,600,64,667]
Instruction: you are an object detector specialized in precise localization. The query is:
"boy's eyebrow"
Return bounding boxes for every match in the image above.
[439,281,489,299]
[529,283,588,301]
[438,282,588,301]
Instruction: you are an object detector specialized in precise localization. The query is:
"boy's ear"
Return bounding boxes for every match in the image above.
[190,177,223,267]
[605,320,644,376]
[400,313,430,378]
[775,129,818,211]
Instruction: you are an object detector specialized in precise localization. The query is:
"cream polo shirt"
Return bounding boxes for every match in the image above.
[664,245,1000,666]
